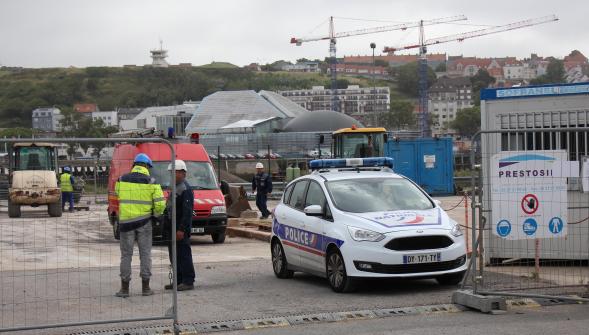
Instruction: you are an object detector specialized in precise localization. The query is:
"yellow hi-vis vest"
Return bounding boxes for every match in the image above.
[60,173,73,192]
[115,165,166,231]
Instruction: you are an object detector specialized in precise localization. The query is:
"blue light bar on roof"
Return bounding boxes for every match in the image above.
[309,157,394,170]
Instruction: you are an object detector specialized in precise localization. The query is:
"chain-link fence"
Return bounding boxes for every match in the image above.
[0,138,181,333]
[466,128,589,301]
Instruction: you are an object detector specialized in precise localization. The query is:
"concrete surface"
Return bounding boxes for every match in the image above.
[224,304,589,335]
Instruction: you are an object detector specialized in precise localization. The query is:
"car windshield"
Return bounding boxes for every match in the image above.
[150,161,218,190]
[325,177,433,213]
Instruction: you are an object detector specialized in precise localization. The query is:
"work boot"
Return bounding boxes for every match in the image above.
[164,283,175,290]
[177,283,194,291]
[142,279,154,296]
[115,280,130,298]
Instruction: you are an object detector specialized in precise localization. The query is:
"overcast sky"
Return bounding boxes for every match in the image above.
[0,0,585,68]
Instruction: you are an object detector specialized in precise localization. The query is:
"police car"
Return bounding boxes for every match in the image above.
[270,157,467,293]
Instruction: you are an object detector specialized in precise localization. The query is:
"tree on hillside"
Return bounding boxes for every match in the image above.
[435,63,447,72]
[470,69,496,105]
[397,62,436,97]
[58,108,117,158]
[530,58,566,85]
[378,100,416,129]
[451,107,481,138]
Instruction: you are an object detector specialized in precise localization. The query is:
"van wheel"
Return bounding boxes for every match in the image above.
[211,232,226,244]
[271,240,294,279]
[48,202,62,217]
[326,249,356,293]
[8,199,21,218]
[113,218,120,240]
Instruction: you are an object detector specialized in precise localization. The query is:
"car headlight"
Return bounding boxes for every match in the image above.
[211,205,226,215]
[451,222,463,237]
[347,226,385,242]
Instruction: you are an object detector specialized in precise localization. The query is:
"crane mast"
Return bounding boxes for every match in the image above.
[383,15,558,137]
[291,15,467,113]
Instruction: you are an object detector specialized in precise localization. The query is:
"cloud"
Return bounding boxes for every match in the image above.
[0,0,584,67]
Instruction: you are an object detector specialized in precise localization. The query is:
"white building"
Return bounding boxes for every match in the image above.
[282,62,320,73]
[279,85,390,125]
[428,77,473,137]
[119,103,198,131]
[91,111,118,127]
[32,107,63,132]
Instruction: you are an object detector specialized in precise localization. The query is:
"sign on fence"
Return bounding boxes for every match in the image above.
[490,150,579,240]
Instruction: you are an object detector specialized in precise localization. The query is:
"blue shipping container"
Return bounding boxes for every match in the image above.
[385,137,454,195]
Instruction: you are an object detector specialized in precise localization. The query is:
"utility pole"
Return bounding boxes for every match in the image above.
[370,42,376,127]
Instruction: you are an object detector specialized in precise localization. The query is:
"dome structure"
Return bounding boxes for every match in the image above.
[282,110,364,132]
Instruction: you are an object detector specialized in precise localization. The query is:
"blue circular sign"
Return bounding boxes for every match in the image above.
[548,217,564,234]
[523,218,538,236]
[496,220,511,237]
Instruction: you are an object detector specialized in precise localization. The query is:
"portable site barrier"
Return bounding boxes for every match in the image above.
[0,138,182,334]
[465,83,589,301]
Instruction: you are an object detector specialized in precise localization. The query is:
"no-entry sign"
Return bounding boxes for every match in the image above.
[521,193,539,215]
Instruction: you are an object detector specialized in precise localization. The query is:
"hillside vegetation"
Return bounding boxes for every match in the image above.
[0,66,409,128]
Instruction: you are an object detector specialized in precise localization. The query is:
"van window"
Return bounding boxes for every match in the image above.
[150,161,218,190]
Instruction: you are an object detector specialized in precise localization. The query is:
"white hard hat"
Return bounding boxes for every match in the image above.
[168,159,187,171]
[256,162,264,169]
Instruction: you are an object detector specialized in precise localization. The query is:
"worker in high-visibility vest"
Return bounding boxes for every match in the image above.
[114,153,166,298]
[60,166,75,212]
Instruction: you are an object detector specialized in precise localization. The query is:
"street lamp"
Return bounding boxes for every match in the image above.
[370,42,376,127]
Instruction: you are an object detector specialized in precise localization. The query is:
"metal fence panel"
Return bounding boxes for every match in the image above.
[0,138,179,333]
[469,128,589,300]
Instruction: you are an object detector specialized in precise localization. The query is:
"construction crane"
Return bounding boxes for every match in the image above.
[383,15,559,138]
[290,15,467,112]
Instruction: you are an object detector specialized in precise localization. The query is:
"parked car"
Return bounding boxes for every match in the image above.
[226,154,237,159]
[270,157,466,292]
[219,153,228,160]
[244,153,255,159]
[235,154,245,159]
[209,154,218,160]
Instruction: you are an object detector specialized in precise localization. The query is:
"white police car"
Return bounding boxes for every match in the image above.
[270,157,467,293]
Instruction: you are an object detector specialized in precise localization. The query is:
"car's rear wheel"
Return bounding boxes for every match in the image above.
[436,271,466,286]
[8,199,21,218]
[271,240,294,279]
[212,232,226,244]
[326,249,356,293]
[48,202,62,217]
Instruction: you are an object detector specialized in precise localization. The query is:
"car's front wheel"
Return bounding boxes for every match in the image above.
[436,271,466,286]
[326,249,356,293]
[271,240,294,279]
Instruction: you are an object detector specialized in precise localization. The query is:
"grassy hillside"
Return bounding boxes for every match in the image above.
[0,66,410,128]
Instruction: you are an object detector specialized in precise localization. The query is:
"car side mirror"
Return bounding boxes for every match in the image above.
[304,205,323,216]
[433,199,442,207]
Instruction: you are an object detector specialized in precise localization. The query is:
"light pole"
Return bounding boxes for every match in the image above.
[370,42,376,127]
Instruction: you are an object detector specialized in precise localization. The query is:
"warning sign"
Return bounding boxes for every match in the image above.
[521,194,539,215]
[490,150,579,240]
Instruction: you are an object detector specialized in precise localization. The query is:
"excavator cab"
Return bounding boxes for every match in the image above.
[332,127,388,158]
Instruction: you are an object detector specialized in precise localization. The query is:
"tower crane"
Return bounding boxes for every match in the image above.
[383,15,559,137]
[291,15,467,112]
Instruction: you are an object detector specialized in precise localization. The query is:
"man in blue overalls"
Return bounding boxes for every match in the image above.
[252,162,272,219]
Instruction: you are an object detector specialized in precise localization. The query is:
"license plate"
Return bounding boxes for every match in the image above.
[403,253,441,264]
[191,227,205,233]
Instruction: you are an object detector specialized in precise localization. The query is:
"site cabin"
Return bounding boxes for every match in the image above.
[331,127,387,158]
[107,140,227,243]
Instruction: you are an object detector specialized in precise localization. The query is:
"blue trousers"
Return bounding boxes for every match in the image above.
[62,192,74,211]
[168,236,195,285]
[256,193,270,217]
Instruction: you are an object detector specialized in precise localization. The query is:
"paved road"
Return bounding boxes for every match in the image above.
[225,304,589,335]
